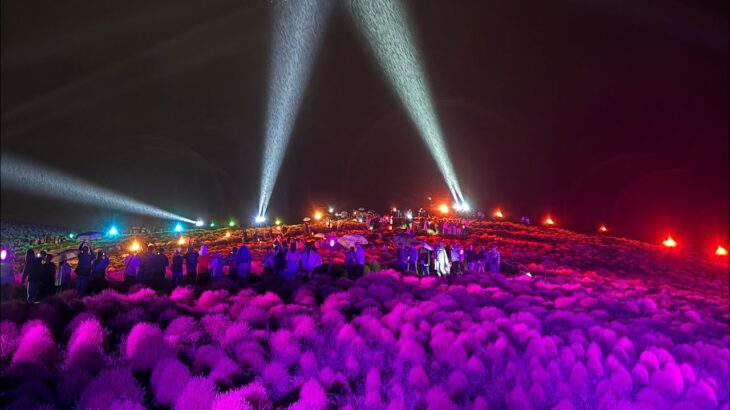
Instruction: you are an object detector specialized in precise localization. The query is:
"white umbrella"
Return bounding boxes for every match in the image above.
[313,233,326,239]
[420,242,433,251]
[303,217,311,222]
[76,231,102,241]
[338,234,368,249]
[52,249,78,263]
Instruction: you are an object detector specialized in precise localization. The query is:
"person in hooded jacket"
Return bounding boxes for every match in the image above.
[226,247,238,282]
[197,245,210,286]
[91,250,110,293]
[171,248,184,287]
[236,245,252,284]
[210,252,224,282]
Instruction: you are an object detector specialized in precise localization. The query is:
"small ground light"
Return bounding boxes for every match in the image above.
[178,237,186,245]
[174,223,183,233]
[225,232,231,238]
[438,204,449,214]
[329,239,335,247]
[314,211,323,221]
[599,225,608,233]
[68,233,75,239]
[210,221,216,228]
[195,220,204,227]
[544,216,555,226]
[108,226,119,236]
[0,250,7,260]
[129,241,141,252]
[663,236,677,248]
[716,245,728,256]
[494,209,504,218]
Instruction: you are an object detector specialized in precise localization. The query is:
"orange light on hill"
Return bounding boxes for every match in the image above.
[178,236,186,246]
[599,225,608,233]
[544,216,555,226]
[716,245,728,256]
[494,209,504,218]
[225,232,231,238]
[662,236,677,248]
[129,241,141,252]
[438,204,449,214]
[314,211,323,221]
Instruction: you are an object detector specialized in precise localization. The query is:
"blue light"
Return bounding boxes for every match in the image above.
[108,226,119,236]
[174,223,183,233]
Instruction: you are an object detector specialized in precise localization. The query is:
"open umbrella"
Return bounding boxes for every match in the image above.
[313,233,326,239]
[338,234,368,249]
[393,234,419,247]
[52,249,78,263]
[76,231,102,241]
[420,242,433,251]
[303,217,311,222]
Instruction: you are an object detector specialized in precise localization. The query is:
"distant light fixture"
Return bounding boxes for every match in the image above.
[438,204,449,214]
[493,209,504,219]
[314,211,323,221]
[68,233,75,239]
[715,245,727,256]
[229,220,236,227]
[0,250,7,261]
[174,223,183,233]
[225,232,232,238]
[329,239,335,247]
[129,241,141,252]
[662,235,677,248]
[544,216,555,226]
[108,226,119,236]
[178,236,186,245]
[328,207,334,213]
[255,215,266,224]
[195,220,204,227]
[275,219,281,226]
[210,221,216,228]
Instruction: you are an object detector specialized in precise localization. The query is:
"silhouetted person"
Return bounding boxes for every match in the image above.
[155,248,169,289]
[226,247,238,282]
[488,246,501,274]
[171,248,184,287]
[91,250,109,293]
[236,245,252,284]
[354,244,365,279]
[23,249,42,303]
[56,255,71,294]
[124,251,142,289]
[139,245,156,285]
[184,246,198,285]
[197,245,210,286]
[300,243,322,280]
[76,241,93,295]
[210,252,224,283]
[41,252,56,298]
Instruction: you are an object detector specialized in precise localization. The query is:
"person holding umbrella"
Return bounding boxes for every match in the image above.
[418,243,432,276]
[354,244,365,279]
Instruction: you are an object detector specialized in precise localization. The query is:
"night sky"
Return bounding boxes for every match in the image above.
[1,0,728,248]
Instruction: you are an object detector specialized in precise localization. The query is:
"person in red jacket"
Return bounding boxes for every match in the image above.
[197,244,210,286]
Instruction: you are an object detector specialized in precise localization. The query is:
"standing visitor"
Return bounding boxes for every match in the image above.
[418,243,431,276]
[407,245,419,273]
[465,245,477,272]
[236,245,252,283]
[226,247,238,282]
[344,247,356,278]
[197,245,210,286]
[55,254,71,293]
[184,246,199,285]
[210,251,224,283]
[396,243,407,272]
[22,249,42,302]
[138,246,156,286]
[171,249,184,287]
[450,244,463,274]
[0,246,13,301]
[285,242,300,280]
[488,245,501,274]
[476,246,486,273]
[124,251,142,289]
[41,253,56,299]
[354,244,365,279]
[155,248,169,289]
[91,250,109,292]
[300,243,322,280]
[435,243,449,277]
[75,241,94,295]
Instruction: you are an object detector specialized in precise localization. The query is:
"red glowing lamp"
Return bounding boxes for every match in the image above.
[438,204,449,214]
[494,209,504,218]
[662,236,677,248]
[544,216,555,226]
[716,245,728,256]
[599,225,608,233]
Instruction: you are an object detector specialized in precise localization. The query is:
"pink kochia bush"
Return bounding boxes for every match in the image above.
[1,221,729,409]
[125,322,173,371]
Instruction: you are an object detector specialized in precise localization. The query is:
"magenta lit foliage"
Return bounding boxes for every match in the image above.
[1,221,729,409]
[78,367,144,410]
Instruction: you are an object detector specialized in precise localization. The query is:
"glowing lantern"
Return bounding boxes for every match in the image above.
[544,216,555,226]
[493,209,504,218]
[225,232,231,238]
[438,204,449,214]
[178,236,186,246]
[129,241,141,252]
[599,225,608,233]
[0,250,7,261]
[716,245,728,256]
[314,211,323,221]
[662,236,677,248]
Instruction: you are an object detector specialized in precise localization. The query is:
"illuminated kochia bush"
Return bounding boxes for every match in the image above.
[0,222,727,408]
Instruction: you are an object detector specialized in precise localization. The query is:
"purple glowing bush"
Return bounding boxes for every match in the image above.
[290,379,327,410]
[65,318,106,373]
[78,367,145,410]
[124,322,173,371]
[11,320,57,367]
[0,320,19,363]
[175,376,218,410]
[151,358,192,405]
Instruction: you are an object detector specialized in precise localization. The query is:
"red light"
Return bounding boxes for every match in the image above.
[494,209,504,218]
[438,204,449,214]
[599,225,607,233]
[544,216,555,226]
[716,245,728,256]
[662,236,677,248]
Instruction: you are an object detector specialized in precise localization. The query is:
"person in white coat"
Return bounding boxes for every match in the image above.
[285,242,300,280]
[300,243,322,280]
[434,243,449,277]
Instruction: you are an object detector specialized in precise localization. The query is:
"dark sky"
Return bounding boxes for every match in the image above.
[1,0,728,248]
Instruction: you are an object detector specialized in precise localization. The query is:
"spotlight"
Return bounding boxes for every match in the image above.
[438,204,449,214]
[1,153,195,223]
[195,220,204,227]
[493,209,504,219]
[228,220,236,227]
[663,236,677,248]
[174,223,183,233]
[349,0,465,204]
[129,241,141,252]
[716,245,728,256]
[107,226,119,237]
[255,215,266,224]
[314,211,323,221]
[544,216,555,226]
[461,202,470,212]
[178,236,186,246]
[599,225,608,233]
[257,0,334,217]
[0,250,7,261]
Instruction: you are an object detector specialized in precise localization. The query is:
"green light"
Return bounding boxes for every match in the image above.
[210,221,216,228]
[68,233,75,239]
[229,220,236,227]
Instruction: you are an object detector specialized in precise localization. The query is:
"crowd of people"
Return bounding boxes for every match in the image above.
[393,242,500,276]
